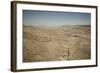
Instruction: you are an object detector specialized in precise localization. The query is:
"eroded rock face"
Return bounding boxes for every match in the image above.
[23,25,91,62]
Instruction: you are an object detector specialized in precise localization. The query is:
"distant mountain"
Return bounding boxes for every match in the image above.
[61,24,90,27]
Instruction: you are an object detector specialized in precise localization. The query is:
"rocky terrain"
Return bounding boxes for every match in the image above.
[23,25,91,62]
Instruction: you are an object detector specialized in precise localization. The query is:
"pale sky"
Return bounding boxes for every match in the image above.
[23,10,91,27]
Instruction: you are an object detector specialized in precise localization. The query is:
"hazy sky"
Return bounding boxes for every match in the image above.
[23,10,91,27]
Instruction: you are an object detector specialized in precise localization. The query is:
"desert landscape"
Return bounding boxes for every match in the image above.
[23,25,91,62]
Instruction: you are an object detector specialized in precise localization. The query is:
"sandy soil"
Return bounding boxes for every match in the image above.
[23,25,91,62]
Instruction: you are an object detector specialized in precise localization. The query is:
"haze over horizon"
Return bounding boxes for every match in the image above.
[23,10,91,27]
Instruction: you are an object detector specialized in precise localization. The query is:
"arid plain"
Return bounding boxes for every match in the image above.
[23,25,91,62]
